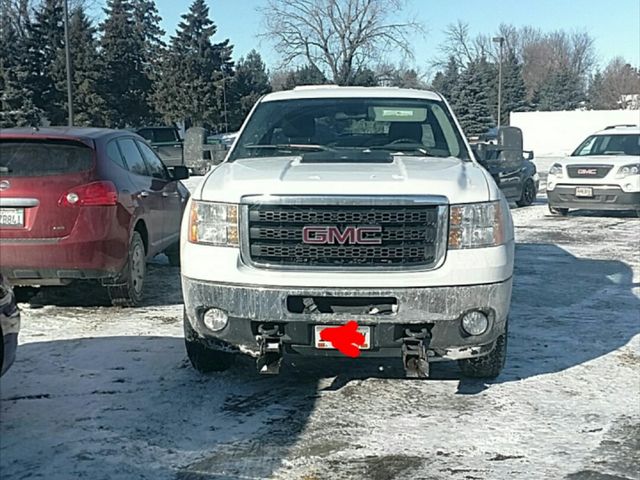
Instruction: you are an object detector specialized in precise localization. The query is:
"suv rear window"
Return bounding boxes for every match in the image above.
[0,140,94,177]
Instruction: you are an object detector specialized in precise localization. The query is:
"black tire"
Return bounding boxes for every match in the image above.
[516,179,537,207]
[107,231,146,307]
[458,331,508,379]
[184,313,234,373]
[548,205,569,216]
[165,243,180,267]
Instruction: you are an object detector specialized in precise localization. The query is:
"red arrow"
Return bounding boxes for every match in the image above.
[320,321,366,358]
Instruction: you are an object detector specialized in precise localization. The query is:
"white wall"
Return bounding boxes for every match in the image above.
[510,110,640,156]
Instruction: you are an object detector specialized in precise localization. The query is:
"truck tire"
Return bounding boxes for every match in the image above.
[516,179,537,207]
[184,313,234,373]
[108,232,146,307]
[458,331,507,379]
[548,205,569,216]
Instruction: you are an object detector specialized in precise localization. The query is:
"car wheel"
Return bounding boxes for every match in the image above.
[184,311,234,373]
[458,329,508,379]
[548,205,569,216]
[108,231,146,307]
[516,179,537,207]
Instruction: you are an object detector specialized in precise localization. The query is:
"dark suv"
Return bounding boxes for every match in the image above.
[0,127,189,306]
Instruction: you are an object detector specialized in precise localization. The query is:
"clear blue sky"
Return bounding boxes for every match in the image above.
[121,0,640,73]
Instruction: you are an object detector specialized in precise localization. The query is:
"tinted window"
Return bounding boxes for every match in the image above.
[0,140,93,177]
[137,129,153,141]
[229,98,470,161]
[118,138,149,176]
[153,129,179,143]
[106,140,127,169]
[572,134,640,156]
[137,141,169,180]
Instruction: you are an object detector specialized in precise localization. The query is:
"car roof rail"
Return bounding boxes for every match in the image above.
[604,124,638,130]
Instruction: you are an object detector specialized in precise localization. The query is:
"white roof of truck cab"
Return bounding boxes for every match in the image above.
[593,125,639,135]
[261,86,443,102]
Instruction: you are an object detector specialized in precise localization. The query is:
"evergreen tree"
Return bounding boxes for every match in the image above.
[453,59,495,136]
[131,0,165,121]
[537,66,585,111]
[431,56,460,107]
[99,0,152,127]
[69,7,108,126]
[154,0,233,128]
[0,15,41,127]
[228,50,271,131]
[500,50,529,122]
[283,64,327,89]
[350,68,378,87]
[26,0,67,125]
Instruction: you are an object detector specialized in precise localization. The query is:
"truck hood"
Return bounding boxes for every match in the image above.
[199,156,495,204]
[561,155,639,166]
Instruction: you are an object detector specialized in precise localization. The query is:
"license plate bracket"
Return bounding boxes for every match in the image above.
[575,186,593,197]
[314,325,371,350]
[0,208,25,227]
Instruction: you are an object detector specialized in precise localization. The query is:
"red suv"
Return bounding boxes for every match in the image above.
[0,127,189,306]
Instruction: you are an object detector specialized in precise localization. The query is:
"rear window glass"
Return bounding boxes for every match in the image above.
[152,129,179,143]
[0,140,94,177]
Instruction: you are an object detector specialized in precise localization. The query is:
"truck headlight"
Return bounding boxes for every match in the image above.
[549,163,563,177]
[615,163,640,178]
[448,201,506,249]
[188,201,239,246]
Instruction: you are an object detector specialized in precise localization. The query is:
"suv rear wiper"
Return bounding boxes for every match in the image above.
[245,144,335,152]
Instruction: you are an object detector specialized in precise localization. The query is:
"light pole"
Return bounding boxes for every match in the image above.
[492,36,505,127]
[63,0,73,126]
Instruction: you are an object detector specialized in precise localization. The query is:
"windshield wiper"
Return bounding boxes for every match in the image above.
[245,144,335,152]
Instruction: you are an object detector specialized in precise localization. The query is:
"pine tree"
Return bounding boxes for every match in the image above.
[283,64,327,89]
[26,0,67,125]
[431,56,460,107]
[99,0,152,127]
[453,60,495,136]
[131,0,165,121]
[0,15,41,127]
[350,68,378,87]
[68,7,108,126]
[153,0,233,128]
[500,50,529,122]
[537,66,585,111]
[227,50,271,131]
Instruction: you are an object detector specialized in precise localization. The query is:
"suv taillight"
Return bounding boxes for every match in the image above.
[58,181,118,207]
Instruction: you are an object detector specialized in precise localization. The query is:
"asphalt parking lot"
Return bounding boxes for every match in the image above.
[1,170,638,480]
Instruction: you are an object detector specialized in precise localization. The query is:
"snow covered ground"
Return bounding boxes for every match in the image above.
[1,162,639,480]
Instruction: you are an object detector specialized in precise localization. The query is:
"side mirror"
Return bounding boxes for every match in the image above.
[171,165,189,180]
[524,150,534,161]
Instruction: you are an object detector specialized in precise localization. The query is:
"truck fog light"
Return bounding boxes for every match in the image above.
[461,311,489,336]
[203,308,228,331]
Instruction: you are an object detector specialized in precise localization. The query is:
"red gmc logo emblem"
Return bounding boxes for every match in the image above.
[577,168,598,175]
[302,226,383,245]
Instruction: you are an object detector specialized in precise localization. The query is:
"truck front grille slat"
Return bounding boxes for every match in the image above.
[246,204,441,268]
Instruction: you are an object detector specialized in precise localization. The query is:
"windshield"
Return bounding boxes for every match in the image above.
[228,98,470,162]
[572,134,640,156]
[0,140,94,177]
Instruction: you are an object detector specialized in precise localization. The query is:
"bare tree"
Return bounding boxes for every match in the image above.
[259,0,422,85]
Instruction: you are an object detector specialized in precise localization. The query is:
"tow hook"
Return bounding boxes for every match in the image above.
[256,324,283,375]
[401,327,432,378]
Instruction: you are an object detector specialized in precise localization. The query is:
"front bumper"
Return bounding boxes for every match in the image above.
[548,185,640,211]
[182,277,512,361]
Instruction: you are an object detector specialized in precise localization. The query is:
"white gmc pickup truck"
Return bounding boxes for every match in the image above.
[180,86,515,378]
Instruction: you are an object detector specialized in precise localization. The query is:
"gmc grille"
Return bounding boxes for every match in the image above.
[567,165,612,179]
[244,204,443,268]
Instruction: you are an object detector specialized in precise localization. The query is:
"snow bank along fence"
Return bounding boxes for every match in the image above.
[510,110,640,157]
